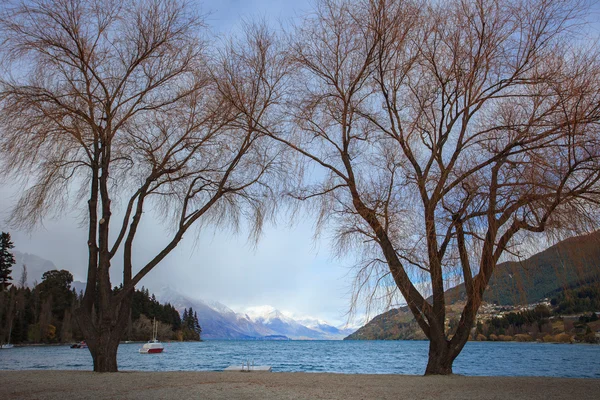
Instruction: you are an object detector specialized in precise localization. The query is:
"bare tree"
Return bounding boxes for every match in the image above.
[364,0,600,374]
[19,264,27,288]
[0,0,281,372]
[233,0,600,375]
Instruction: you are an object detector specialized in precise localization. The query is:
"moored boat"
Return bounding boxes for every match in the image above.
[139,339,164,354]
[139,318,163,354]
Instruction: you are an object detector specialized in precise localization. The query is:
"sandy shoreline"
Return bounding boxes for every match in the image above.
[1,371,599,400]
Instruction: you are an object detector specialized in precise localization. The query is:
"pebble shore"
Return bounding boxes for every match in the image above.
[1,370,599,400]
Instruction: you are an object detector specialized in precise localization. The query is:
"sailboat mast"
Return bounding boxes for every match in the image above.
[7,316,12,344]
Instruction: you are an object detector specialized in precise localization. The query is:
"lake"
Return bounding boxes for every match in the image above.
[1,341,599,377]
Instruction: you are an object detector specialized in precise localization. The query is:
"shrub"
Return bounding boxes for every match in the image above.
[543,334,554,343]
[514,334,534,342]
[554,333,572,343]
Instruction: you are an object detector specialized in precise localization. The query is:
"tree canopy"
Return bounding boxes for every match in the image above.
[0,0,281,371]
[1,0,600,375]
[225,0,600,374]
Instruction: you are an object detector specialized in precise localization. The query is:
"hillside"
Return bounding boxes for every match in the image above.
[345,231,600,340]
[13,251,57,286]
[344,306,425,341]
[445,230,600,305]
[0,273,197,344]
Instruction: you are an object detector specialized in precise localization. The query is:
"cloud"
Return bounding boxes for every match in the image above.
[0,0,385,329]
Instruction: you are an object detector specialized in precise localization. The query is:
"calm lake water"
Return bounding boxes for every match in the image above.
[1,341,599,377]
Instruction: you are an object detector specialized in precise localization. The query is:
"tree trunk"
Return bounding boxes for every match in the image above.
[74,294,132,372]
[89,334,120,372]
[425,336,455,375]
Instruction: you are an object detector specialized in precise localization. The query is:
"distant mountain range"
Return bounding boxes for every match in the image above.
[13,250,87,293]
[345,230,600,340]
[11,250,354,340]
[13,250,58,286]
[156,287,354,340]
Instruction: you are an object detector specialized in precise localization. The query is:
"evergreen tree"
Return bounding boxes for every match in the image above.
[182,308,188,326]
[0,232,15,290]
[194,311,201,337]
[187,307,194,330]
[1,270,200,343]
[37,270,74,318]
[173,307,181,331]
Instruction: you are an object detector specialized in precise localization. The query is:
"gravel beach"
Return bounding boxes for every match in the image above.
[1,371,599,400]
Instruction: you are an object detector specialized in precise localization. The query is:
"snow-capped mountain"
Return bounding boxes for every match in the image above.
[239,306,355,339]
[241,305,325,339]
[156,287,276,339]
[297,317,356,338]
[157,287,354,340]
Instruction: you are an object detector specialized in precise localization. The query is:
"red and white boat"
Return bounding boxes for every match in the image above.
[139,318,164,354]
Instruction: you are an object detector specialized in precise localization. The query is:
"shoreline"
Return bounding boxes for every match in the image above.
[3,339,204,347]
[7,338,598,346]
[1,371,599,400]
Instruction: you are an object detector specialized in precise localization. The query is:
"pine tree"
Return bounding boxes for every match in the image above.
[187,307,194,330]
[182,308,188,326]
[194,311,201,338]
[0,232,15,290]
[171,306,181,331]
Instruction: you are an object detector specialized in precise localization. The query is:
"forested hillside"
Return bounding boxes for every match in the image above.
[347,231,600,341]
[446,231,600,305]
[0,269,202,344]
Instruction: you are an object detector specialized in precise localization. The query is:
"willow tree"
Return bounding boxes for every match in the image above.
[0,0,281,372]
[230,0,600,374]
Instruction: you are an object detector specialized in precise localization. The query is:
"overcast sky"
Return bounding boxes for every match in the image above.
[2,0,600,328]
[0,0,368,328]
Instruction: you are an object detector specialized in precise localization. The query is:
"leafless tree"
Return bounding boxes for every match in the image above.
[364,0,600,374]
[19,264,27,288]
[0,0,281,372]
[234,0,600,374]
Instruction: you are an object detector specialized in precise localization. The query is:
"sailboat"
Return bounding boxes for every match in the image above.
[139,318,164,354]
[1,319,14,349]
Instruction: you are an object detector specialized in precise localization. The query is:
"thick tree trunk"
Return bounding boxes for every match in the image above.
[89,333,120,372]
[425,336,455,375]
[74,293,132,372]
[84,316,129,372]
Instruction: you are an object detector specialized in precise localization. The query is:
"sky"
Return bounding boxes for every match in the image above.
[200,0,312,32]
[2,0,600,329]
[0,0,369,328]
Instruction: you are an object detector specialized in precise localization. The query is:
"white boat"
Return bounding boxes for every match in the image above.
[139,318,164,354]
